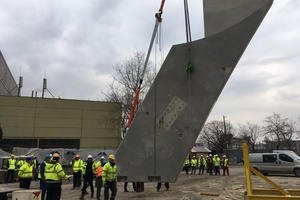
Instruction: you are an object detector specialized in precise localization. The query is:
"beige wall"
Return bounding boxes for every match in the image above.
[0,96,122,149]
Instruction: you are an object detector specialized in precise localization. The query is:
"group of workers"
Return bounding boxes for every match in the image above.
[184,154,229,176]
[6,153,117,200]
[70,153,117,200]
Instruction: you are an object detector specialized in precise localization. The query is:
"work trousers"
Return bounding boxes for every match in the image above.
[46,181,62,200]
[191,166,196,174]
[157,182,169,191]
[81,176,94,196]
[214,166,220,175]
[73,171,82,188]
[6,169,15,183]
[19,177,32,189]
[199,165,205,175]
[223,166,229,175]
[208,164,213,175]
[96,176,103,200]
[184,164,189,175]
[104,180,117,200]
[39,179,46,200]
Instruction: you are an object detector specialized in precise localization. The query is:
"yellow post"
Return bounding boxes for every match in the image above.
[242,143,253,196]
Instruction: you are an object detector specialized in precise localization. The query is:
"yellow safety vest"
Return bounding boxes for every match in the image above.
[93,161,101,174]
[18,162,33,178]
[102,162,117,183]
[191,159,197,167]
[8,159,16,170]
[223,158,229,167]
[70,159,83,173]
[185,159,190,165]
[44,161,69,181]
[17,160,25,168]
[198,158,207,167]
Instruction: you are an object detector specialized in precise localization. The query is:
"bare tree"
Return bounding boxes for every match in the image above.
[238,122,261,152]
[199,120,235,152]
[263,113,296,150]
[103,50,156,138]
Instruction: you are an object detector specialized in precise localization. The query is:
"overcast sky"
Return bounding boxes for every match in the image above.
[0,0,299,127]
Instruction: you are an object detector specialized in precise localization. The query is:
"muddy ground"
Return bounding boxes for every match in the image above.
[1,166,300,200]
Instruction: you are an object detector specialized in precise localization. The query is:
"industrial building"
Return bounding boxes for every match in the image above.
[0,51,122,152]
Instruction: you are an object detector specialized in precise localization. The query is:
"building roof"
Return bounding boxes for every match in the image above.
[192,146,211,153]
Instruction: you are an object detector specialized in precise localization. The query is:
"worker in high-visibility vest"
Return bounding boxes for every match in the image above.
[184,158,190,175]
[6,154,16,183]
[222,155,229,176]
[38,154,52,200]
[17,156,33,189]
[213,154,221,175]
[17,156,26,168]
[191,156,198,175]
[96,156,107,200]
[70,154,83,189]
[44,153,69,200]
[198,155,207,175]
[102,154,117,200]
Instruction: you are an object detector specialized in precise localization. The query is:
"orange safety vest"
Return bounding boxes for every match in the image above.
[96,166,103,177]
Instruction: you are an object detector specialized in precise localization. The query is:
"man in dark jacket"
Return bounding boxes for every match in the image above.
[80,155,94,199]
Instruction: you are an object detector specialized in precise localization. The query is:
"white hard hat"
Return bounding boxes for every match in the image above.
[87,155,93,159]
[223,155,226,158]
[193,156,195,158]
[200,155,203,157]
[100,156,105,159]
[209,154,212,157]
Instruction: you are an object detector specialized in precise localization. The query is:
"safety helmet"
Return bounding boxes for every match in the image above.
[193,156,195,158]
[200,155,203,157]
[223,155,226,158]
[53,153,60,158]
[100,156,105,160]
[11,154,14,157]
[87,155,93,159]
[45,154,52,159]
[209,154,212,157]
[75,154,80,158]
[26,156,32,161]
[108,154,115,160]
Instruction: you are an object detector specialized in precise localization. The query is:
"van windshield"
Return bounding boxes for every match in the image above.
[287,153,300,161]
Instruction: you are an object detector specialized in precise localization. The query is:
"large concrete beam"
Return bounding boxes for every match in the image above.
[116,0,273,182]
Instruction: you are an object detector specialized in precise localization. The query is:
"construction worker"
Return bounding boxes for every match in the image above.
[191,156,197,175]
[17,156,33,189]
[222,155,229,176]
[33,156,39,181]
[96,156,107,200]
[93,156,101,176]
[198,155,206,175]
[80,155,95,199]
[156,182,169,192]
[6,154,17,183]
[44,153,69,200]
[184,158,190,175]
[102,154,117,200]
[17,155,26,168]
[70,154,83,189]
[213,154,221,175]
[38,154,52,200]
[207,154,213,175]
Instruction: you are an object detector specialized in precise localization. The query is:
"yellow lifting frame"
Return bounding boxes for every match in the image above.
[242,143,300,200]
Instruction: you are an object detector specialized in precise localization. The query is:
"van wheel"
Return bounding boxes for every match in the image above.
[294,168,300,177]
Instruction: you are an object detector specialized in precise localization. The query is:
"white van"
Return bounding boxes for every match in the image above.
[249,152,300,177]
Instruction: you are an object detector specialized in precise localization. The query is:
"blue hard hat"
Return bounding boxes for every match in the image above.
[26,156,32,161]
[45,154,52,159]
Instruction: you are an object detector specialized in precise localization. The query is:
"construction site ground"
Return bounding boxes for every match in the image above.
[1,165,300,200]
